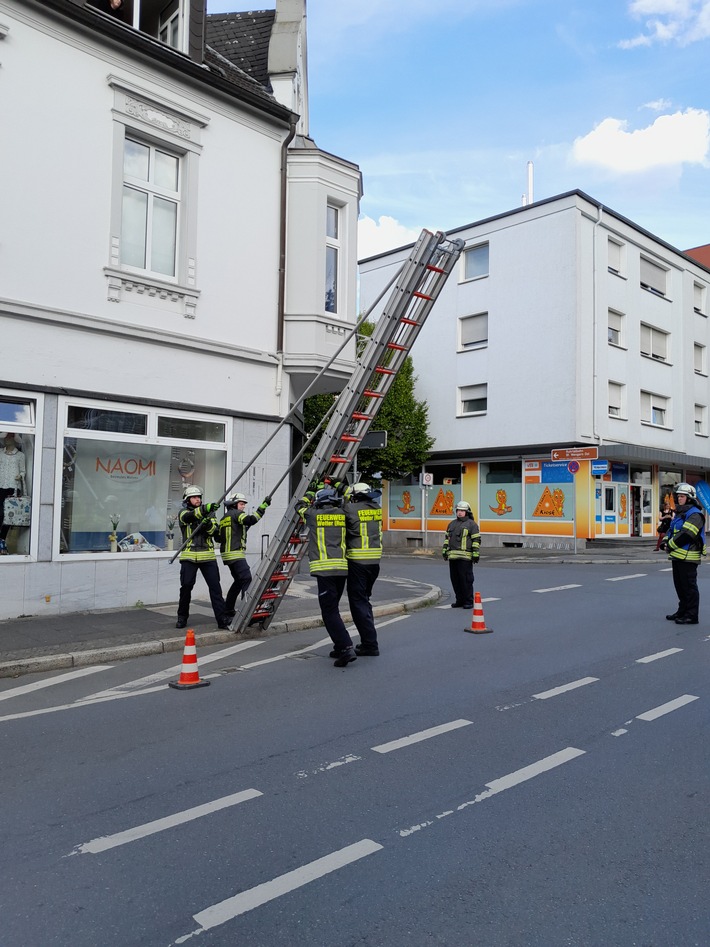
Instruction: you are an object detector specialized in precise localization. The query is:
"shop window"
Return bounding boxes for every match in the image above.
[59,400,227,554]
[463,243,489,281]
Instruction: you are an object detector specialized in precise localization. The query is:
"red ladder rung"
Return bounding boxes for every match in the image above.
[250,611,272,621]
[268,573,290,582]
[413,291,432,300]
[340,434,361,442]
[259,593,279,600]
[426,263,445,273]
[386,342,408,351]
[280,555,298,563]
[351,412,373,421]
[329,456,349,464]
[400,317,419,325]
[374,366,395,375]
[363,389,385,398]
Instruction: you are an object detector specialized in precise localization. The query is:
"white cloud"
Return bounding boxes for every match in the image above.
[643,98,673,110]
[572,109,710,172]
[620,0,710,47]
[358,216,421,260]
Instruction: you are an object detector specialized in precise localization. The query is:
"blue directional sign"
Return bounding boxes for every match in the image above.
[591,460,609,475]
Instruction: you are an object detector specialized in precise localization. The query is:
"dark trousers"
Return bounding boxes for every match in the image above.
[449,557,474,608]
[347,561,380,647]
[178,560,227,624]
[316,575,352,651]
[224,559,253,613]
[0,488,13,541]
[671,559,699,620]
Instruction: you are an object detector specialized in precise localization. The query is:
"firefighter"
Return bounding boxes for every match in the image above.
[297,486,356,667]
[665,482,705,625]
[343,482,382,656]
[176,485,229,630]
[442,500,481,610]
[218,492,271,619]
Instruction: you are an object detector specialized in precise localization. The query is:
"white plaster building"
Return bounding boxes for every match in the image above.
[359,191,710,548]
[0,0,361,618]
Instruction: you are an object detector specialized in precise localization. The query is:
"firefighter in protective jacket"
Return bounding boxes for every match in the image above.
[176,485,229,629]
[442,500,481,610]
[343,482,382,656]
[665,482,705,625]
[297,486,356,667]
[218,492,270,619]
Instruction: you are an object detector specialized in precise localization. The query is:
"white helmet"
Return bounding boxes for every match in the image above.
[183,485,203,500]
[674,482,697,501]
[456,500,471,512]
[225,492,248,507]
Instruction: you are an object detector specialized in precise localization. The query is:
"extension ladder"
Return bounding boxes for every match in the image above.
[233,229,464,633]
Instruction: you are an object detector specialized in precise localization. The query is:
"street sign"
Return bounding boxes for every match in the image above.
[361,430,387,449]
[568,461,580,474]
[591,460,609,475]
[421,472,434,486]
[550,447,599,461]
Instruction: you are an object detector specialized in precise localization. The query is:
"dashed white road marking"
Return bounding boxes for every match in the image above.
[295,754,362,778]
[69,788,262,856]
[175,839,383,942]
[398,746,585,837]
[0,666,111,702]
[636,694,698,721]
[636,648,683,664]
[611,728,628,737]
[372,719,472,754]
[533,677,598,700]
[606,573,647,582]
[532,584,582,593]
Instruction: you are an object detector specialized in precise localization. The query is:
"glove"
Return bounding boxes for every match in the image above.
[205,502,220,514]
[472,556,480,564]
[442,549,449,560]
[262,496,272,507]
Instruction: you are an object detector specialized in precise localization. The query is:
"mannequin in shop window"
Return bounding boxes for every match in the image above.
[0,433,26,555]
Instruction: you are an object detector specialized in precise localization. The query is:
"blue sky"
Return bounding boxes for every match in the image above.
[207,0,710,259]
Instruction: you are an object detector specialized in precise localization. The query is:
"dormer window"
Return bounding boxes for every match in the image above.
[88,0,187,52]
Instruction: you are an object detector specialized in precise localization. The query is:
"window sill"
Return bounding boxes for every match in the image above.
[458,343,488,353]
[695,432,709,438]
[607,268,627,279]
[640,285,671,302]
[607,414,628,421]
[459,275,489,285]
[640,421,673,431]
[457,411,487,418]
[640,353,672,366]
[608,342,627,351]
[694,370,708,377]
[104,267,200,318]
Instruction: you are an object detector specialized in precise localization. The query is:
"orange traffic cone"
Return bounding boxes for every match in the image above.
[464,591,493,634]
[169,629,211,689]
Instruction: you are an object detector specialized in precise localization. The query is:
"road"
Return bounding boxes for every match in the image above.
[1,558,708,946]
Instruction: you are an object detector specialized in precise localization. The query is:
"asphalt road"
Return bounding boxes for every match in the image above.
[1,558,708,946]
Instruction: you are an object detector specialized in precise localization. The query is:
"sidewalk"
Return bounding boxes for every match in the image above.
[0,541,675,679]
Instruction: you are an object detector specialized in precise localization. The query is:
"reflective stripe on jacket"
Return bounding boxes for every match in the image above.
[178,504,218,562]
[297,499,347,575]
[344,498,382,561]
[667,503,706,562]
[218,505,266,562]
[443,515,481,561]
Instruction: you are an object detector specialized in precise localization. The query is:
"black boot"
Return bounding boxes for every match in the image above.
[333,648,357,667]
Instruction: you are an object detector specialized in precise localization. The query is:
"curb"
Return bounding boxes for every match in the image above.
[0,584,442,679]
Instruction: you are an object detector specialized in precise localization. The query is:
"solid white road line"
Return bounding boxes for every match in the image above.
[371,719,472,754]
[80,640,264,699]
[0,666,111,702]
[532,584,582,593]
[175,839,383,941]
[399,746,586,837]
[240,637,333,669]
[606,574,647,582]
[636,694,699,721]
[636,648,683,664]
[533,677,599,700]
[69,788,262,856]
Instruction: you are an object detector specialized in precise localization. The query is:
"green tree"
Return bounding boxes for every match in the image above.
[302,320,433,481]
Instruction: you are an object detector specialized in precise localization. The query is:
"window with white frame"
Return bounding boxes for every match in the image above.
[640,323,669,361]
[694,342,706,374]
[608,238,624,275]
[695,404,707,435]
[640,390,669,427]
[695,282,707,315]
[639,256,668,297]
[463,243,489,281]
[59,400,227,555]
[0,393,38,557]
[459,384,487,415]
[106,79,207,315]
[88,0,187,52]
[608,381,625,418]
[608,309,624,346]
[459,312,488,349]
[121,137,180,277]
[325,203,340,314]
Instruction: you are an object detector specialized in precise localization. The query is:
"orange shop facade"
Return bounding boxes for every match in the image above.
[382,449,710,548]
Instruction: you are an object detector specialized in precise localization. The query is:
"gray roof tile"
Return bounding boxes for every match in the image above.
[206,11,276,91]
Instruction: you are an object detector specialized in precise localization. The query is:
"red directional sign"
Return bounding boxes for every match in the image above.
[550,447,599,461]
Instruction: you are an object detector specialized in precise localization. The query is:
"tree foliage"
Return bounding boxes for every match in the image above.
[302,320,434,482]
